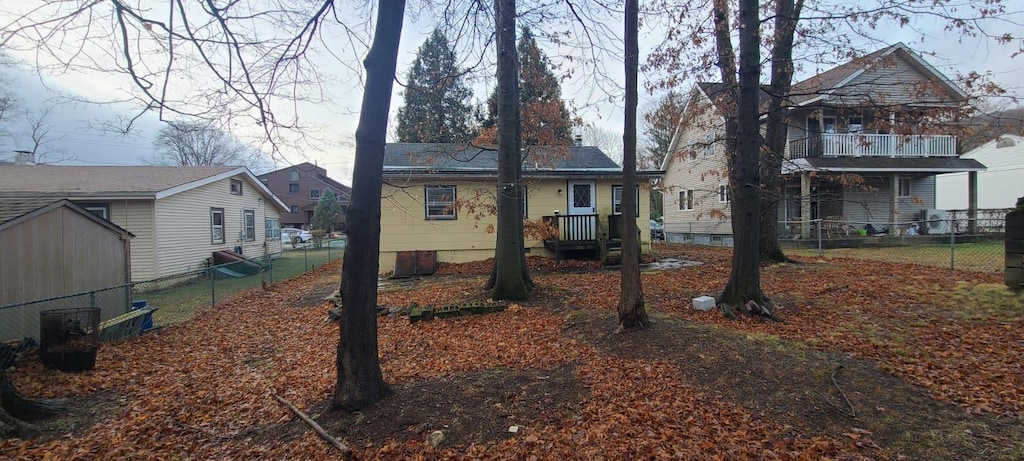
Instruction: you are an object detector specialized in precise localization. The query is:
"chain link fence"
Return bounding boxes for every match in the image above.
[780,218,1005,273]
[1,240,344,363]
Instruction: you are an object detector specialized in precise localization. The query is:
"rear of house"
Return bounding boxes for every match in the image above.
[0,165,288,281]
[661,42,986,243]
[380,143,658,275]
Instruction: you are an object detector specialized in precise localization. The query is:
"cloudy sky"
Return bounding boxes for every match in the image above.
[1,3,1021,183]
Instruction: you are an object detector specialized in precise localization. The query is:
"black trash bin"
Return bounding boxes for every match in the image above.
[39,307,100,372]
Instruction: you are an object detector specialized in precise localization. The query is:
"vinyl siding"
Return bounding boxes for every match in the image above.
[661,89,733,237]
[378,177,650,274]
[154,176,282,278]
[107,200,156,281]
[841,175,935,227]
[832,53,957,106]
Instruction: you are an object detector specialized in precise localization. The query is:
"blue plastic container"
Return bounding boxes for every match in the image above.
[131,300,155,331]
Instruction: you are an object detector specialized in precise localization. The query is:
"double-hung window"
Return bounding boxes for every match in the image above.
[230,179,243,195]
[425,186,457,220]
[718,185,731,203]
[678,190,694,211]
[211,208,225,244]
[704,133,715,157]
[265,218,280,240]
[243,210,256,241]
[897,176,912,198]
[612,185,640,216]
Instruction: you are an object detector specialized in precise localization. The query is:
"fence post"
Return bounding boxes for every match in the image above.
[817,219,823,258]
[211,268,216,309]
[950,222,956,271]
[304,246,309,271]
[89,290,96,308]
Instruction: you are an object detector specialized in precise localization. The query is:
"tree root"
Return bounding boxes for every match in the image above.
[273,394,351,457]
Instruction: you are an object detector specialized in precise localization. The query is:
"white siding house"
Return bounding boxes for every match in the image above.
[937,135,1024,210]
[0,166,288,280]
[661,42,986,243]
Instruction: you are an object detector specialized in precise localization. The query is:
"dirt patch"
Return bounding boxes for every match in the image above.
[305,365,584,448]
[14,390,125,442]
[562,308,1024,461]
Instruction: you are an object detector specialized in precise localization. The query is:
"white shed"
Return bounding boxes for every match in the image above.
[937,135,1023,209]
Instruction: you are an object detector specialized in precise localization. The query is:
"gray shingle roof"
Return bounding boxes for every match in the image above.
[0,165,237,195]
[0,197,60,224]
[383,143,621,173]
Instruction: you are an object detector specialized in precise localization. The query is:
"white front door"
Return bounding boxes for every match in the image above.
[567,180,597,240]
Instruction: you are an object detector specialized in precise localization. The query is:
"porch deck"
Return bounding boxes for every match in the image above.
[787,133,957,159]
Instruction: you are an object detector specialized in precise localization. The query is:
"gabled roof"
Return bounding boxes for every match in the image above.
[383,143,649,178]
[0,198,134,236]
[695,82,773,108]
[790,42,967,106]
[0,165,288,211]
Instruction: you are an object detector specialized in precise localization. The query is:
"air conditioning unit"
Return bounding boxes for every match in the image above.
[920,209,949,235]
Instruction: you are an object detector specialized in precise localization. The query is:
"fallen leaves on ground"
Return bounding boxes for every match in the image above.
[3,243,1021,459]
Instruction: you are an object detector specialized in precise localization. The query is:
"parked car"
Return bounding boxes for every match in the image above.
[650,219,665,240]
[281,228,312,244]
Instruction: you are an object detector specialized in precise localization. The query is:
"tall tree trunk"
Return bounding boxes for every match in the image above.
[333,0,405,411]
[720,0,766,306]
[760,0,804,263]
[617,0,648,331]
[490,0,530,301]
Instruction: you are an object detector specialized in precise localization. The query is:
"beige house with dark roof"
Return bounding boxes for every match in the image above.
[0,165,288,280]
[661,42,985,244]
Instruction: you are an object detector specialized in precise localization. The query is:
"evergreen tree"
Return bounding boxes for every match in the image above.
[311,189,341,232]
[395,29,474,143]
[478,27,574,146]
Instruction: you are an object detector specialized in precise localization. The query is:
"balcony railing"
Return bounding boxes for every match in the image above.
[787,133,957,159]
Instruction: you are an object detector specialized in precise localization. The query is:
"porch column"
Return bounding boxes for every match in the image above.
[889,174,899,229]
[968,171,978,234]
[801,173,811,239]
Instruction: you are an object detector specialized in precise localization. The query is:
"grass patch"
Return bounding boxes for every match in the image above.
[140,246,342,326]
[787,240,1005,273]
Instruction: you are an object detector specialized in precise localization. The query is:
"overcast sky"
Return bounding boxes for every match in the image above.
[1,4,1021,184]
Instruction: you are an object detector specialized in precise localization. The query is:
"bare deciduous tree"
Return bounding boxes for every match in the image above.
[148,120,271,172]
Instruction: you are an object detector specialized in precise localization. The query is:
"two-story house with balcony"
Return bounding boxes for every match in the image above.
[661,42,986,244]
[258,162,352,231]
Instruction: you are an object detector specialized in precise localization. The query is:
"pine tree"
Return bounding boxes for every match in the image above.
[478,27,574,147]
[395,29,474,143]
[311,189,341,232]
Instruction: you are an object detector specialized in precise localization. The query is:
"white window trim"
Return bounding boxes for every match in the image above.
[425,185,457,220]
[704,133,715,158]
[230,179,243,195]
[243,210,256,241]
[612,185,640,217]
[678,190,693,211]
[897,176,912,198]
[211,208,225,244]
[265,218,281,240]
[718,185,730,203]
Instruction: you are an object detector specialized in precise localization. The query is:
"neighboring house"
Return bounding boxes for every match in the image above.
[0,165,288,281]
[936,135,1024,210]
[662,42,986,243]
[0,199,133,339]
[257,162,351,230]
[380,143,660,275]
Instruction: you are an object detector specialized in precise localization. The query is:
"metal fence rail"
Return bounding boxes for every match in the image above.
[0,241,344,350]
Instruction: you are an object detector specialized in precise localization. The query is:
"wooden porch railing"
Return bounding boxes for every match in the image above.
[543,214,599,241]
